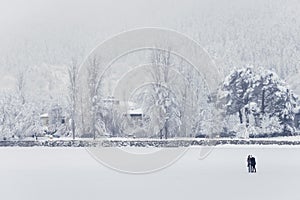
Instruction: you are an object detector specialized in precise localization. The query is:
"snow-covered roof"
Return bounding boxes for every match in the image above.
[40,113,49,118]
[128,108,143,115]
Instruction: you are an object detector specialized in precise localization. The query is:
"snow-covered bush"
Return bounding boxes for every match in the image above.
[0,91,44,140]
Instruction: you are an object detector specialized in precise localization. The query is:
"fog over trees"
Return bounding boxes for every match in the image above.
[0,0,300,139]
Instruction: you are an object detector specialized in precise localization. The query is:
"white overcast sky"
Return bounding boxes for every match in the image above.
[0,0,299,73]
[0,0,280,47]
[0,0,300,94]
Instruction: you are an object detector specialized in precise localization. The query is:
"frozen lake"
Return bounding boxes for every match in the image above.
[0,146,299,200]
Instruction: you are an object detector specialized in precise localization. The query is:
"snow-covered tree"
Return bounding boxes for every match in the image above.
[0,91,44,140]
[67,58,79,139]
[79,56,125,139]
[86,56,104,139]
[220,67,298,136]
[260,116,283,135]
[221,67,254,125]
[148,49,182,139]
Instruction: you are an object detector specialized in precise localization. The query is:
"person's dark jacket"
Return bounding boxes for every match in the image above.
[250,157,256,166]
[247,156,251,166]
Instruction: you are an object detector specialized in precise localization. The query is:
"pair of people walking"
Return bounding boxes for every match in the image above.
[247,155,256,173]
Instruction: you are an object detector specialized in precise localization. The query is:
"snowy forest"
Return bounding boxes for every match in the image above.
[1,0,300,140]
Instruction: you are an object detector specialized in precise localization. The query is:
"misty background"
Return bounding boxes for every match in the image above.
[0,0,300,116]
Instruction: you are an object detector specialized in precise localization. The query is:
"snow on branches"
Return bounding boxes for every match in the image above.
[220,66,298,136]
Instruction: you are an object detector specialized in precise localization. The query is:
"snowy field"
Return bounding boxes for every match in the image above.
[1,146,300,200]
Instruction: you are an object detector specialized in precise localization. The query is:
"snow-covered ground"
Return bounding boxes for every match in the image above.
[0,146,299,200]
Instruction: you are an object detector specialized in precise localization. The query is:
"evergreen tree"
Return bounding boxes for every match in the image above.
[220,67,298,136]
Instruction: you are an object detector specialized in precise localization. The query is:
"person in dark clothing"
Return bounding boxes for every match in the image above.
[250,156,256,173]
[247,155,252,173]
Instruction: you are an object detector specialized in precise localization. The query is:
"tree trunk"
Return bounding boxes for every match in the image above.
[93,114,96,140]
[71,117,75,140]
[159,129,163,139]
[245,107,249,128]
[261,89,265,114]
[164,124,168,139]
[238,109,243,124]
